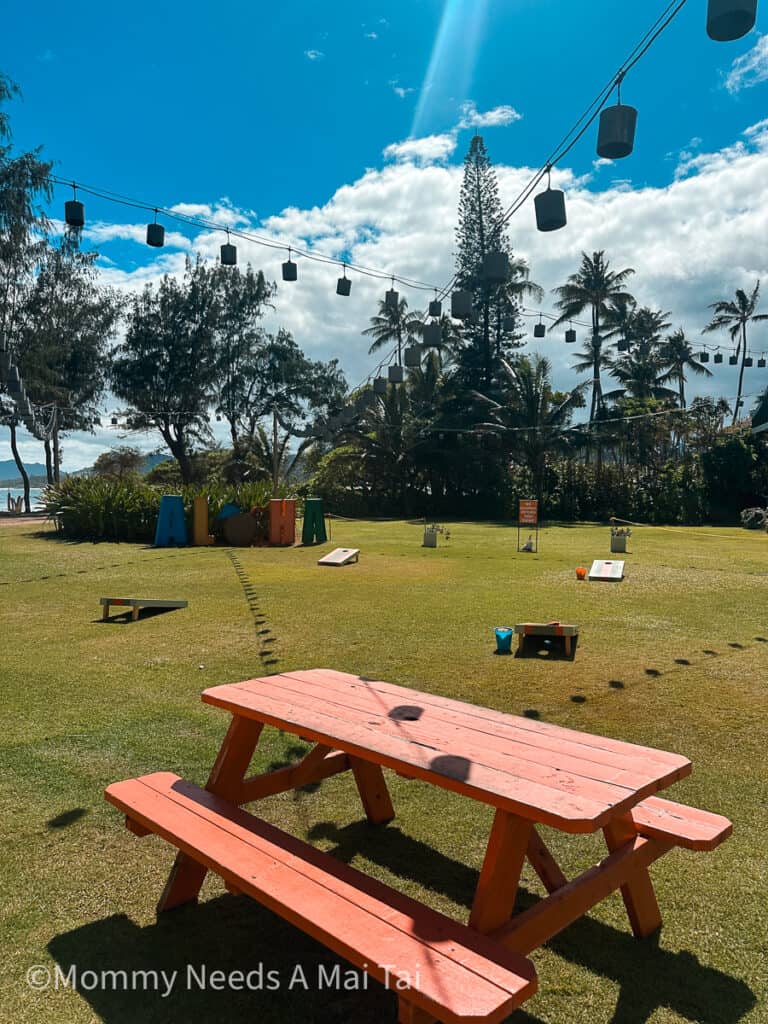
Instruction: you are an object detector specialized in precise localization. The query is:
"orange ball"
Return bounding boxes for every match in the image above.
[575,566,587,580]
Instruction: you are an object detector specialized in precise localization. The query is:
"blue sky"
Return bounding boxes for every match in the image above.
[3,0,768,468]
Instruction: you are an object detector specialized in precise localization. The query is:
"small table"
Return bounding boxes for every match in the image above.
[156,668,728,958]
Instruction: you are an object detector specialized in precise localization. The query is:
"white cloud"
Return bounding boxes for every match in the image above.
[458,101,522,129]
[6,120,768,471]
[724,33,768,93]
[304,49,324,61]
[365,31,378,39]
[382,134,457,165]
[388,79,414,99]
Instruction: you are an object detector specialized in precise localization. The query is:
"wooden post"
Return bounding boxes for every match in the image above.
[350,757,395,824]
[603,814,662,937]
[526,827,568,893]
[469,811,532,932]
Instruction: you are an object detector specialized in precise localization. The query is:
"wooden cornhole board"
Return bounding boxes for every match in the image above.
[514,622,579,657]
[589,559,625,582]
[100,597,188,621]
[317,547,359,566]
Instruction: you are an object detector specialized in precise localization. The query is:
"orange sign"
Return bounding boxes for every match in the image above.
[519,499,538,525]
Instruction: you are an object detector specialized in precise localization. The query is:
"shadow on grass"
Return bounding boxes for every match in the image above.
[514,637,577,662]
[46,808,87,829]
[95,607,185,625]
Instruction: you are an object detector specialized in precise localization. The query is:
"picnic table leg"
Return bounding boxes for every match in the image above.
[157,715,264,913]
[526,826,568,893]
[603,814,662,937]
[131,605,140,622]
[349,757,395,824]
[398,999,437,1024]
[469,810,532,932]
[102,603,109,621]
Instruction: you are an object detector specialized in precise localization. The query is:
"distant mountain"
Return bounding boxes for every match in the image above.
[0,461,54,486]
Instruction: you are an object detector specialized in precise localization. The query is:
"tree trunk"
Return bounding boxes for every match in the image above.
[272,408,279,497]
[52,427,61,484]
[44,439,54,485]
[9,420,31,513]
[732,323,747,425]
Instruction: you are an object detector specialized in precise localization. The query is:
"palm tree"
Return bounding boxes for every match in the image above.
[552,251,635,422]
[703,281,768,425]
[660,328,712,409]
[362,296,423,364]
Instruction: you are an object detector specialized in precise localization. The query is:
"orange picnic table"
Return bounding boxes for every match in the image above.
[107,669,731,1024]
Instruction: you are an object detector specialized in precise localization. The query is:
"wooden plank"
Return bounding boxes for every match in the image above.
[99,597,189,608]
[349,757,395,824]
[514,623,579,637]
[274,669,691,773]
[106,774,537,1024]
[603,815,663,937]
[588,560,624,582]
[491,835,669,956]
[240,749,350,803]
[214,676,685,818]
[526,828,568,893]
[469,812,532,932]
[631,796,732,851]
[202,683,614,831]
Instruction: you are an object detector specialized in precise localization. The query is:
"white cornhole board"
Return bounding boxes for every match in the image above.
[318,547,360,566]
[589,559,625,582]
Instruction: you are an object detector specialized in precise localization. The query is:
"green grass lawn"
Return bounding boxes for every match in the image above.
[1,518,766,1024]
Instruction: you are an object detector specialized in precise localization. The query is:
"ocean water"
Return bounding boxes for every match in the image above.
[4,487,44,511]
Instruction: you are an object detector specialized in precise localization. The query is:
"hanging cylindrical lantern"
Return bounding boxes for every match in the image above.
[423,321,442,347]
[706,0,757,40]
[111,416,118,426]
[758,357,767,368]
[404,346,421,368]
[451,289,473,319]
[503,315,516,332]
[699,351,710,363]
[220,240,237,266]
[336,268,351,296]
[744,356,754,367]
[388,365,404,384]
[533,321,546,338]
[146,213,165,247]
[565,327,577,344]
[729,355,738,365]
[714,352,723,364]
[481,251,509,283]
[428,298,442,318]
[385,284,399,310]
[373,376,388,394]
[596,103,638,160]
[534,185,567,232]
[7,366,21,392]
[65,200,85,228]
[282,248,297,281]
[617,339,629,353]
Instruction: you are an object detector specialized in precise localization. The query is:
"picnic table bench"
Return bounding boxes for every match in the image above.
[106,669,731,1023]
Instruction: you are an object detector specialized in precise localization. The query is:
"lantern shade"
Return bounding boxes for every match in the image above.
[111,416,118,426]
[503,316,516,332]
[385,288,399,310]
[699,351,710,363]
[481,251,509,283]
[423,321,442,347]
[451,289,473,319]
[758,358,767,368]
[744,357,754,367]
[533,323,546,338]
[336,276,351,296]
[617,339,629,353]
[428,299,442,318]
[404,345,421,368]
[282,259,297,281]
[534,187,567,232]
[729,355,738,365]
[596,104,638,160]
[714,352,723,364]
[146,222,165,247]
[388,365,404,384]
[220,243,237,266]
[706,0,757,40]
[373,376,388,394]
[65,200,85,228]
[565,328,577,344]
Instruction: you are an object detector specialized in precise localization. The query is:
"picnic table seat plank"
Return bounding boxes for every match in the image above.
[204,682,621,830]
[226,676,675,811]
[631,796,732,851]
[106,773,537,1024]
[281,669,691,772]
[241,672,686,792]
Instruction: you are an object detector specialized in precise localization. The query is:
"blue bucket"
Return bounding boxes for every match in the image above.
[495,627,514,654]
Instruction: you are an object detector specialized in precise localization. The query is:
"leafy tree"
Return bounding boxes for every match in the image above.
[0,73,52,510]
[362,295,422,363]
[552,251,635,422]
[660,327,712,410]
[703,281,768,425]
[92,446,144,479]
[112,257,219,483]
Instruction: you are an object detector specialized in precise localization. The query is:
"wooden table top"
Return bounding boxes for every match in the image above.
[202,669,691,833]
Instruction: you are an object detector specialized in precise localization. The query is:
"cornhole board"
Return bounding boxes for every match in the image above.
[589,559,625,582]
[514,622,579,656]
[100,597,188,622]
[317,547,359,566]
